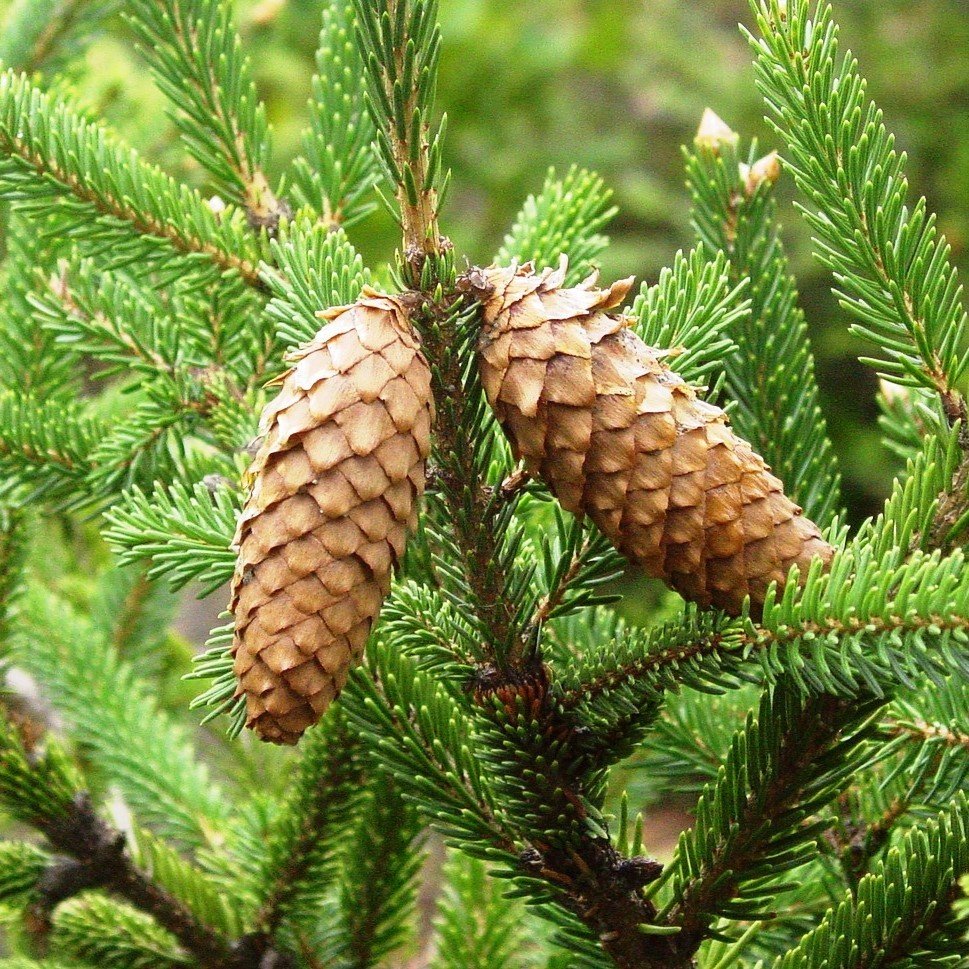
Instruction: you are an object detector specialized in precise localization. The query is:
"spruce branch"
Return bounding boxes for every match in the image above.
[38,800,232,967]
[775,795,969,969]
[430,853,538,969]
[342,642,513,861]
[526,510,623,637]
[498,167,617,284]
[0,211,75,399]
[0,713,236,969]
[344,646,672,969]
[329,773,422,968]
[252,710,365,945]
[0,505,26,648]
[630,248,746,390]
[0,71,265,288]
[265,219,371,351]
[654,687,883,962]
[84,384,198,496]
[685,120,843,525]
[0,840,49,910]
[473,668,675,969]
[102,481,239,598]
[415,294,531,668]
[130,830,243,939]
[186,623,246,737]
[878,679,969,811]
[0,390,101,509]
[291,2,380,228]
[34,261,184,378]
[15,582,229,851]
[559,613,745,710]
[0,711,81,832]
[747,0,969,423]
[126,0,281,227]
[381,580,481,675]
[49,894,193,969]
[559,611,753,767]
[353,0,448,279]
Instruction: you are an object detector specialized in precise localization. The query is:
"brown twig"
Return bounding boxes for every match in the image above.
[34,792,236,967]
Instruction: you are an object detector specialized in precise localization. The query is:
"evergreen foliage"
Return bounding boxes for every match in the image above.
[0,0,965,967]
[685,131,843,525]
[126,0,273,213]
[747,0,969,425]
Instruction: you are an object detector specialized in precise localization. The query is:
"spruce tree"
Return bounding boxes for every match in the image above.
[0,0,966,967]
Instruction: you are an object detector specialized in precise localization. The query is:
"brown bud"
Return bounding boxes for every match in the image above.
[745,151,783,195]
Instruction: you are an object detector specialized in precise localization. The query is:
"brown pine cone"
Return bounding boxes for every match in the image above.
[231,289,433,744]
[474,260,833,616]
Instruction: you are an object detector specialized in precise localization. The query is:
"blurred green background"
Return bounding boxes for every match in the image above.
[9,0,969,522]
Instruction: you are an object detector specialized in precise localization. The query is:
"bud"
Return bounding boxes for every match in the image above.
[745,151,783,195]
[695,109,740,154]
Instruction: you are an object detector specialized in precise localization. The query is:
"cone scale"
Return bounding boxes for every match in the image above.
[475,260,833,616]
[231,290,433,744]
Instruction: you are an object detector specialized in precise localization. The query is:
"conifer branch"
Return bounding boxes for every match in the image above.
[15,583,229,850]
[885,717,969,754]
[417,295,531,668]
[0,212,74,398]
[474,669,674,969]
[655,688,882,962]
[126,0,282,228]
[430,854,537,969]
[331,774,422,968]
[686,117,843,525]
[0,391,101,508]
[353,0,448,279]
[265,220,371,350]
[253,712,365,942]
[0,714,238,969]
[775,795,969,968]
[37,797,233,968]
[0,506,25,646]
[498,166,616,284]
[630,248,746,391]
[291,3,380,229]
[348,648,675,969]
[0,72,265,288]
[560,603,969,718]
[747,0,969,423]
[103,481,239,598]
[49,894,195,969]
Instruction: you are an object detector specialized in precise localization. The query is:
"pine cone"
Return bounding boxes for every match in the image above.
[231,289,433,744]
[475,260,833,616]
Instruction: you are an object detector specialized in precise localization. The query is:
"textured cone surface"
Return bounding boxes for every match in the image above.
[477,261,833,615]
[231,289,433,743]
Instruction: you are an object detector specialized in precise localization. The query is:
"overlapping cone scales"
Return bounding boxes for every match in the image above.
[477,261,833,615]
[231,289,433,743]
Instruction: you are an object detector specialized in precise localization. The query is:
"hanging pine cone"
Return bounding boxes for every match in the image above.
[231,289,434,744]
[473,260,833,616]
